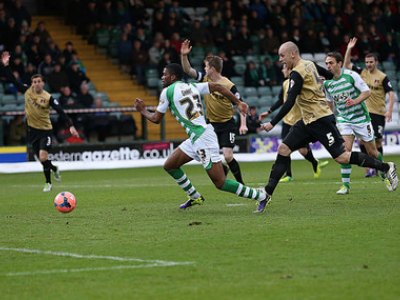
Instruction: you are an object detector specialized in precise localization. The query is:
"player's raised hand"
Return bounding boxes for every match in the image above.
[1,51,10,66]
[181,40,192,56]
[347,37,358,49]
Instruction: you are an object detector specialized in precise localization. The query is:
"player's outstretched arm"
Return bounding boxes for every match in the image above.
[344,37,357,69]
[208,82,248,114]
[180,40,198,79]
[134,98,164,124]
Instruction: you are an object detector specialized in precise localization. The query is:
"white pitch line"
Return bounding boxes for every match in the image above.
[0,247,194,266]
[226,203,246,207]
[4,263,191,277]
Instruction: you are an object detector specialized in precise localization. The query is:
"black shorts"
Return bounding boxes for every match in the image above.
[281,122,292,140]
[283,115,345,159]
[211,118,237,148]
[28,126,53,156]
[369,113,385,140]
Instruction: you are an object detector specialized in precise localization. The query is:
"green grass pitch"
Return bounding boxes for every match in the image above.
[1,156,399,300]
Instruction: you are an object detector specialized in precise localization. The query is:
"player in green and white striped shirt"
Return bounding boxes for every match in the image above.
[323,52,385,194]
[134,63,268,211]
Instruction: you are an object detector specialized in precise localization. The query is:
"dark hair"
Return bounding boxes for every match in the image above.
[31,74,45,82]
[326,51,343,63]
[165,63,183,80]
[365,53,379,61]
[204,55,223,73]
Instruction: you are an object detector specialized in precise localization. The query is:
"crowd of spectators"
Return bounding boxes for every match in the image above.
[61,0,399,87]
[0,0,137,145]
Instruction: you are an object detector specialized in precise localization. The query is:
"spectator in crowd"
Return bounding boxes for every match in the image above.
[62,41,76,65]
[85,96,110,142]
[117,33,132,73]
[130,39,149,85]
[21,62,36,85]
[7,115,26,145]
[244,61,261,87]
[38,53,54,78]
[246,106,261,134]
[258,57,277,86]
[148,40,163,67]
[59,86,79,109]
[77,82,94,108]
[47,62,69,93]
[67,61,90,94]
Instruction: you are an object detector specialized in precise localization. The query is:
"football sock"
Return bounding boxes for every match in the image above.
[167,168,201,199]
[349,152,389,172]
[265,154,290,195]
[304,146,319,172]
[222,164,229,176]
[359,144,367,154]
[286,156,292,177]
[41,160,52,183]
[227,158,244,184]
[221,179,264,201]
[377,146,383,156]
[340,164,351,188]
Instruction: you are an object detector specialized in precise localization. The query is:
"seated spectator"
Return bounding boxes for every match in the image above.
[10,55,25,78]
[47,62,69,93]
[38,53,55,78]
[59,86,79,108]
[246,106,261,134]
[69,52,86,74]
[117,32,132,73]
[258,57,277,86]
[77,82,94,108]
[7,115,26,145]
[131,39,149,85]
[244,61,261,87]
[84,96,111,142]
[21,63,36,85]
[148,40,163,67]
[218,50,237,78]
[67,62,90,94]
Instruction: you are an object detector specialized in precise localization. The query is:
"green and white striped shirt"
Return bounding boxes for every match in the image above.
[157,81,210,142]
[323,69,371,124]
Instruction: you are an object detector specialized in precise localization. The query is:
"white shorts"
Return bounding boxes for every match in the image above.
[337,121,375,142]
[179,124,222,170]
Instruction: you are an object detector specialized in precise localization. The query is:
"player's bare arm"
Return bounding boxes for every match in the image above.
[386,91,395,122]
[208,82,248,114]
[134,98,164,124]
[344,37,357,69]
[345,90,371,107]
[180,40,197,79]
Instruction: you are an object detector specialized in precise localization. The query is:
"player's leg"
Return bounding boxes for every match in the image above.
[259,120,311,213]
[206,161,266,202]
[215,119,245,184]
[336,135,354,195]
[280,123,293,182]
[163,141,203,207]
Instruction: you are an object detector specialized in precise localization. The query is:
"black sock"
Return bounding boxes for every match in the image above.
[377,146,383,156]
[359,144,367,154]
[286,157,292,177]
[265,154,290,195]
[227,158,244,184]
[222,164,229,176]
[303,145,318,172]
[349,152,389,172]
[41,160,52,183]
